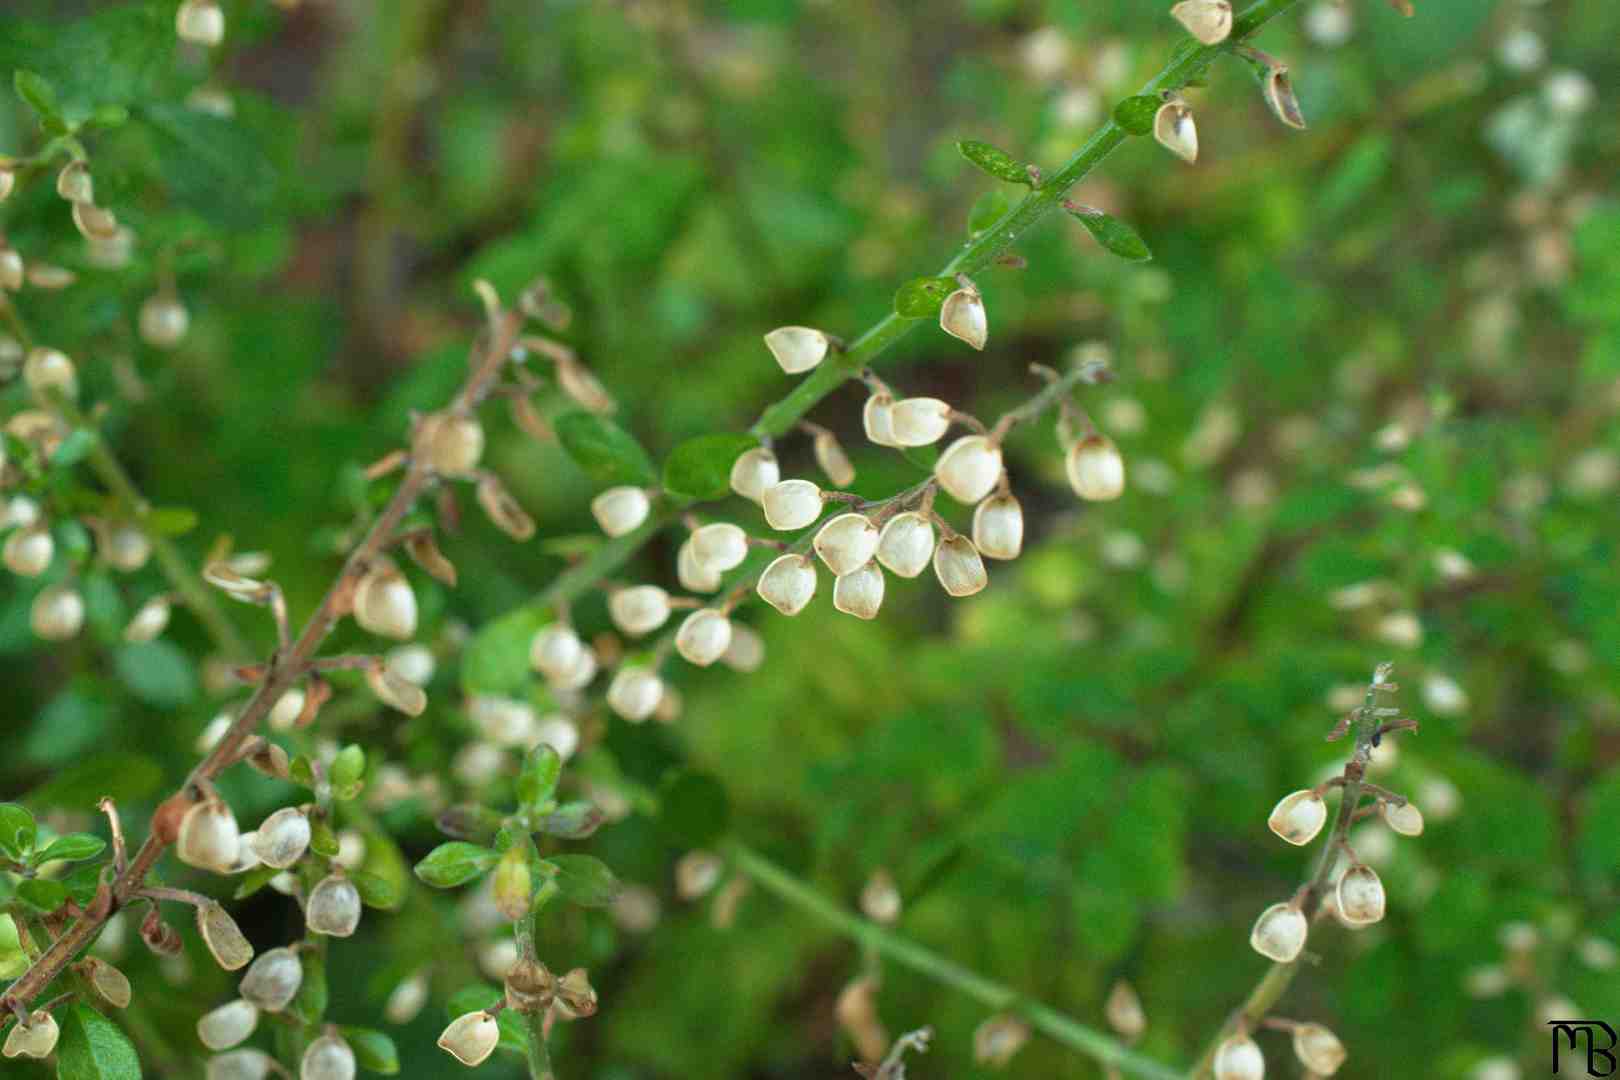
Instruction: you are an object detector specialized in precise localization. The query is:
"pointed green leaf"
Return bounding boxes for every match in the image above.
[461,603,549,696]
[16,876,68,913]
[350,869,401,911]
[341,1028,400,1075]
[330,745,366,801]
[1113,94,1160,136]
[12,70,59,126]
[1065,205,1153,262]
[516,744,563,814]
[0,803,37,860]
[33,832,106,865]
[893,276,956,319]
[55,1004,141,1080]
[553,410,656,487]
[543,854,620,907]
[662,433,758,501]
[414,842,499,888]
[534,801,604,840]
[956,139,1032,185]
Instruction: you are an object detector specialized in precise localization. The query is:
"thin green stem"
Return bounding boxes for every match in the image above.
[725,840,1183,1080]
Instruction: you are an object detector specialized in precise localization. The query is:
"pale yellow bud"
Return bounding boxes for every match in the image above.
[353,566,417,640]
[1171,0,1232,44]
[306,873,362,937]
[438,1011,499,1067]
[1213,1033,1265,1080]
[762,478,823,530]
[675,608,732,667]
[859,869,901,924]
[591,486,651,538]
[676,850,723,899]
[934,534,988,597]
[1105,980,1146,1040]
[813,430,856,487]
[72,200,119,240]
[690,522,749,574]
[934,435,1003,504]
[889,397,952,447]
[83,957,132,1008]
[814,513,879,576]
[2,1010,59,1059]
[863,392,902,447]
[676,536,722,593]
[607,665,664,722]
[876,511,935,578]
[300,1033,355,1080]
[1153,100,1198,163]
[832,560,885,620]
[102,522,152,572]
[1293,1022,1347,1075]
[1067,435,1125,500]
[252,808,310,869]
[179,798,241,873]
[729,447,780,503]
[240,947,303,1011]
[529,624,584,681]
[973,1013,1031,1068]
[940,284,988,350]
[420,414,484,475]
[176,0,226,45]
[366,661,427,716]
[1381,800,1424,837]
[972,493,1023,560]
[1267,789,1327,845]
[56,160,94,203]
[763,326,830,374]
[197,900,254,970]
[198,999,260,1051]
[5,525,53,577]
[24,346,77,398]
[1250,901,1308,962]
[1336,865,1385,925]
[757,553,817,615]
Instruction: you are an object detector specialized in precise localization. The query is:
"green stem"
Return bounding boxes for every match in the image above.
[725,840,1183,1080]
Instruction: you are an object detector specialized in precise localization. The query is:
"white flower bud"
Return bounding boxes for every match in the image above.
[763,479,823,530]
[1171,0,1232,44]
[940,284,987,350]
[859,869,901,924]
[721,623,765,672]
[534,715,580,760]
[84,957,132,1008]
[677,537,722,592]
[197,999,260,1051]
[972,494,1023,560]
[1250,901,1308,962]
[0,248,21,291]
[934,435,1003,504]
[675,609,733,667]
[690,522,749,574]
[26,264,77,290]
[301,1034,355,1080]
[176,0,225,45]
[591,486,651,537]
[813,430,856,487]
[876,512,935,578]
[729,447,780,503]
[609,585,670,636]
[1213,1033,1265,1080]
[1067,435,1126,500]
[757,553,818,615]
[208,1050,276,1080]
[934,534,988,597]
[386,643,435,686]
[5,524,53,577]
[420,414,485,475]
[268,687,306,732]
[306,873,362,937]
[240,948,303,1011]
[889,397,952,447]
[1267,789,1327,846]
[832,560,885,620]
[863,392,901,447]
[384,971,430,1024]
[813,513,879,576]
[179,797,241,873]
[353,566,417,640]
[1292,1022,1346,1075]
[763,326,830,374]
[3,1010,59,1059]
[1381,800,1423,837]
[453,742,506,786]
[470,696,538,746]
[1104,980,1146,1040]
[102,523,152,572]
[438,1011,500,1067]
[1336,865,1385,925]
[1153,100,1198,163]
[608,665,664,722]
[138,293,191,349]
[252,808,311,869]
[366,662,427,715]
[56,161,94,203]
[530,624,584,681]
[30,582,82,640]
[24,346,77,398]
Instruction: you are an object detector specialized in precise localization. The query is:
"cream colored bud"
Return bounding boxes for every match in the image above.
[25,583,79,640]
[556,358,616,414]
[1381,800,1424,837]
[876,511,935,578]
[1336,865,1385,925]
[470,695,537,746]
[534,715,581,760]
[306,873,362,936]
[197,900,254,970]
[1171,0,1232,44]
[607,665,664,722]
[814,430,856,487]
[0,167,13,202]
[354,566,417,640]
[386,643,435,686]
[889,397,952,447]
[3,1010,59,1059]
[940,285,988,350]
[198,999,260,1051]
[438,1011,500,1067]
[1105,980,1146,1040]
[102,523,152,572]
[476,473,535,541]
[530,623,584,681]
[87,226,136,270]
[591,486,651,538]
[934,534,988,597]
[675,609,733,667]
[690,522,749,574]
[763,478,823,530]
[252,808,310,869]
[973,1013,1030,1068]
[1267,789,1327,845]
[72,200,119,240]
[1213,1033,1265,1080]
[833,560,885,620]
[84,957,132,1008]
[676,850,723,899]
[1293,1023,1346,1075]
[138,293,190,348]
[720,622,765,672]
[814,513,879,576]
[972,493,1023,560]
[5,525,53,577]
[757,553,817,615]
[859,869,901,924]
[301,1034,355,1080]
[421,414,484,475]
[25,346,77,398]
[57,160,94,203]
[0,248,21,291]
[729,447,780,503]
[1153,100,1198,163]
[268,687,306,732]
[240,947,303,1011]
[863,392,902,447]
[176,0,226,45]
[384,971,430,1024]
[1250,901,1308,962]
[179,798,241,873]
[935,435,1003,504]
[1263,65,1307,129]
[764,326,831,374]
[675,537,720,593]
[1067,435,1125,500]
[208,1050,276,1080]
[366,662,427,716]
[555,968,597,1018]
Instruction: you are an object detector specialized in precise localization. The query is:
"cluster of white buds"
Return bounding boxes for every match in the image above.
[530,622,598,690]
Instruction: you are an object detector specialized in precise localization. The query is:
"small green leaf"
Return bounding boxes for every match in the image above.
[967,189,1012,234]
[358,831,411,912]
[435,803,505,843]
[543,854,621,907]
[289,946,328,1026]
[341,1028,400,1075]
[350,869,401,910]
[33,832,106,865]
[461,604,549,696]
[55,1004,141,1080]
[0,803,37,860]
[662,433,758,501]
[137,105,277,228]
[553,410,656,487]
[893,276,956,319]
[113,641,197,709]
[330,745,366,801]
[956,139,1032,185]
[1064,205,1153,262]
[658,771,731,847]
[516,744,563,814]
[61,861,102,907]
[12,70,59,125]
[17,876,68,913]
[52,428,99,468]
[1113,95,1161,136]
[534,801,604,840]
[144,507,199,537]
[309,819,340,859]
[233,863,282,901]
[414,842,499,888]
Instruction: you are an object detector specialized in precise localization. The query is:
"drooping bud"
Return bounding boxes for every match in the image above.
[197,999,260,1051]
[1267,789,1327,846]
[689,522,748,575]
[1336,865,1385,925]
[5,524,54,577]
[607,665,664,722]
[675,609,733,667]
[240,947,303,1011]
[353,565,417,640]
[1212,1033,1265,1080]
[301,1033,356,1080]
[1292,1022,1347,1075]
[366,661,427,715]
[675,850,724,899]
[197,900,255,970]
[1153,99,1198,163]
[889,398,952,447]
[729,447,780,503]
[139,293,191,349]
[530,623,584,682]
[306,872,362,937]
[31,583,84,640]
[555,358,616,414]
[859,869,902,924]
[1381,800,1424,837]
[1250,901,1308,962]
[252,807,311,869]
[438,1011,500,1067]
[554,968,598,1018]
[875,512,935,578]
[207,1049,276,1080]
[24,346,78,398]
[763,326,831,374]
[83,957,133,1008]
[476,473,535,540]
[609,585,671,636]
[973,1013,1031,1068]
[2,1010,59,1059]
[493,844,533,921]
[972,494,1024,560]
[591,486,651,538]
[1262,64,1307,129]
[384,971,430,1024]
[935,436,1003,505]
[72,201,119,240]
[417,414,484,476]
[1105,980,1146,1040]
[1066,435,1126,500]
[814,513,880,577]
[56,160,94,203]
[940,281,988,350]
[757,553,818,615]
[179,797,242,873]
[934,534,988,597]
[1171,0,1233,44]
[676,537,722,593]
[863,392,902,448]
[833,560,885,620]
[813,430,856,487]
[176,0,226,46]
[102,522,152,572]
[763,478,823,530]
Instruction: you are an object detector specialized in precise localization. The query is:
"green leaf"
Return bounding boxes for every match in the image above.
[544,853,621,907]
[955,139,1031,185]
[330,745,366,801]
[658,771,731,847]
[350,869,402,911]
[33,832,106,865]
[461,604,548,696]
[341,1028,400,1075]
[12,70,59,125]
[358,832,411,912]
[112,641,197,709]
[893,276,956,319]
[289,755,318,790]
[516,744,563,814]
[435,803,505,843]
[967,189,1011,234]
[1064,205,1153,262]
[55,1004,141,1080]
[0,5,174,113]
[25,754,162,810]
[289,947,328,1026]
[1113,95,1160,136]
[553,410,656,488]
[662,433,758,501]
[233,863,282,901]
[16,876,68,913]
[414,842,499,888]
[136,105,278,227]
[144,507,199,537]
[52,428,99,468]
[534,801,604,840]
[309,819,340,859]
[0,803,37,860]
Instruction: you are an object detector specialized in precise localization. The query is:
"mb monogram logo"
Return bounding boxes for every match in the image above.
[1550,1020,1618,1077]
